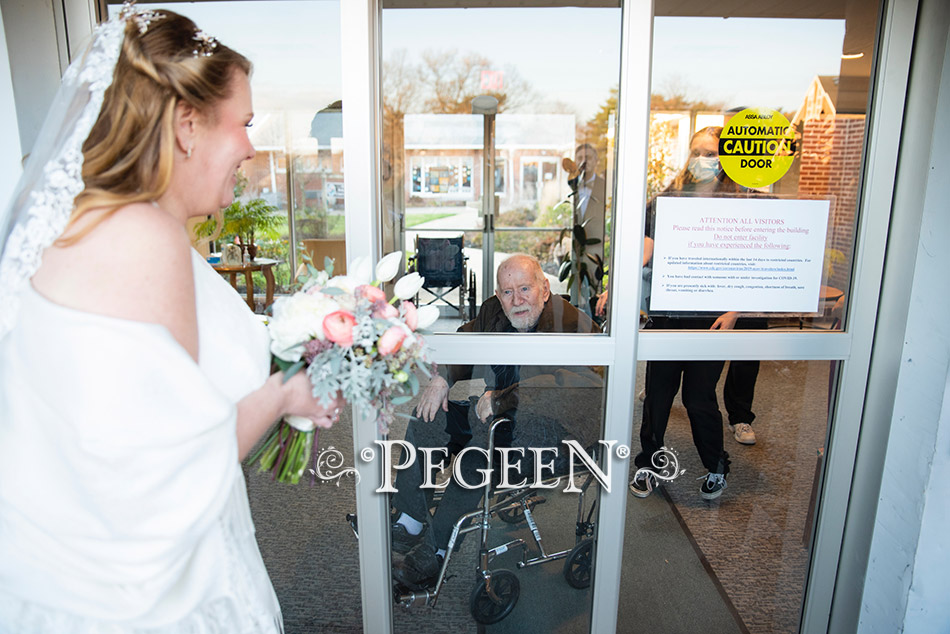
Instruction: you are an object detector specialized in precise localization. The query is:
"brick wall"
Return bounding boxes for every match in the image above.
[798,116,866,292]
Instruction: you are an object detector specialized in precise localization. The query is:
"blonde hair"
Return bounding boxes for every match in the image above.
[666,126,741,194]
[59,10,251,245]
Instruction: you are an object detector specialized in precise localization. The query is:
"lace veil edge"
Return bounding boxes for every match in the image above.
[0,14,126,339]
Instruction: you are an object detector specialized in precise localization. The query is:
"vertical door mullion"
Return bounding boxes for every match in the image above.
[589,0,652,632]
[341,2,390,633]
[811,0,919,630]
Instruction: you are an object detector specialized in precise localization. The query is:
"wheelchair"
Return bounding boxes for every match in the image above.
[407,235,477,321]
[347,417,599,625]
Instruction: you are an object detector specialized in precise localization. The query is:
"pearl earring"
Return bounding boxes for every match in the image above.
[186,146,193,159]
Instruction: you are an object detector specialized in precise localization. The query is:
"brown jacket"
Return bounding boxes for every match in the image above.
[440,294,603,448]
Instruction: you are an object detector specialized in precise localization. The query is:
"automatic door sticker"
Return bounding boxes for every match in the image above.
[719,108,796,189]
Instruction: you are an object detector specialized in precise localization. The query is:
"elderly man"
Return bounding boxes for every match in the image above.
[391,254,601,588]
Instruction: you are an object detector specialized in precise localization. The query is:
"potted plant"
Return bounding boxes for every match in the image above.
[195,172,282,260]
[557,218,604,317]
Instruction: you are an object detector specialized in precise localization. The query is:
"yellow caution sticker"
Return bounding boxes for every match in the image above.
[719,108,796,189]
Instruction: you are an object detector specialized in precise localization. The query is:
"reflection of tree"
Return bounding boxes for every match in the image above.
[651,77,724,112]
[577,87,616,174]
[384,48,535,117]
[648,118,678,199]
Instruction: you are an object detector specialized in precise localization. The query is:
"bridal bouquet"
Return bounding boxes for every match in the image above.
[251,252,438,483]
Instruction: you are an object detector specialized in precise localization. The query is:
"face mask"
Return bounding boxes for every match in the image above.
[688,156,721,183]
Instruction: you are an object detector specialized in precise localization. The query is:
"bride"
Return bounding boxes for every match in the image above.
[0,6,340,632]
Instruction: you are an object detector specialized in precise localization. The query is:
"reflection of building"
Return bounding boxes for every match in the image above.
[791,76,865,291]
[403,114,574,210]
[241,107,345,223]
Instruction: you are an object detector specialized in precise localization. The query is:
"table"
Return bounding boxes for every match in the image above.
[820,285,844,302]
[211,258,278,311]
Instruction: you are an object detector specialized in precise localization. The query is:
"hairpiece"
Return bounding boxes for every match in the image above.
[192,30,219,58]
[119,1,165,35]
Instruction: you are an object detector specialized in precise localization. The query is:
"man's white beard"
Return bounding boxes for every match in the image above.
[508,306,541,331]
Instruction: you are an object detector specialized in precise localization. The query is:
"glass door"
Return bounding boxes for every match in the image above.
[348,0,907,632]
[375,3,625,633]
[615,1,892,633]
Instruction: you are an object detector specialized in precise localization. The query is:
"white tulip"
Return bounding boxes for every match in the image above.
[415,305,440,330]
[349,255,373,284]
[393,272,425,300]
[375,251,403,283]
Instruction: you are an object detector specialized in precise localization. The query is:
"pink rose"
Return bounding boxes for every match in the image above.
[323,311,357,347]
[357,284,386,304]
[373,302,398,319]
[401,300,418,331]
[378,326,406,355]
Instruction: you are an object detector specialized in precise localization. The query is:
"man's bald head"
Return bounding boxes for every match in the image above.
[496,254,546,287]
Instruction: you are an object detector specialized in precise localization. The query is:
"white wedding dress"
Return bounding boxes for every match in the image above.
[0,251,283,633]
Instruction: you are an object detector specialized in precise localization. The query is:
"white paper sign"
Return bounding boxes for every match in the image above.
[650,197,831,312]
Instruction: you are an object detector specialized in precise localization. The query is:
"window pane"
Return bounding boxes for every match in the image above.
[113,2,363,630]
[621,359,837,633]
[388,362,607,633]
[381,4,621,332]
[622,2,879,333]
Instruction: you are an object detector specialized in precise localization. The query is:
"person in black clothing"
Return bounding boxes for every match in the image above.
[629,126,744,501]
[390,254,602,587]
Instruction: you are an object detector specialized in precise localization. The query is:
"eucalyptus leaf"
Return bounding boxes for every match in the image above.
[321,287,345,296]
[408,372,420,396]
[324,256,335,276]
[282,360,307,382]
[391,395,413,405]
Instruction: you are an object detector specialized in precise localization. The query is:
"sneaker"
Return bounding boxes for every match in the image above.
[699,472,727,500]
[393,542,444,589]
[391,522,426,555]
[629,470,658,498]
[730,423,756,445]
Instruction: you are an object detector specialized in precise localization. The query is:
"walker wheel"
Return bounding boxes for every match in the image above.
[495,492,525,524]
[470,569,520,624]
[563,538,594,589]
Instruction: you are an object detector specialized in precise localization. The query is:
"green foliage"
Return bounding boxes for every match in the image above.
[226,197,283,247]
[295,206,345,239]
[824,248,846,280]
[557,219,603,313]
[470,205,562,262]
[195,172,282,247]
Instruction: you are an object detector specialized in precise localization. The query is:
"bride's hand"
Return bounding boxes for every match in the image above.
[280,371,344,429]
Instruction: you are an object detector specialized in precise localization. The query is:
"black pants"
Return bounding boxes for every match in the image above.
[723,360,759,426]
[635,359,730,475]
[392,400,514,550]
